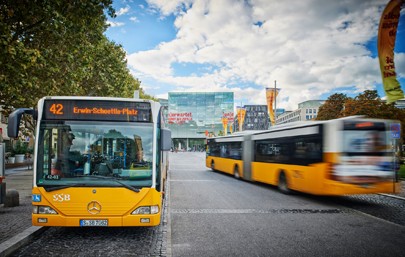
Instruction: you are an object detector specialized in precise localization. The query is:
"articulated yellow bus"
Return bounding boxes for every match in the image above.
[206,117,401,195]
[8,96,171,226]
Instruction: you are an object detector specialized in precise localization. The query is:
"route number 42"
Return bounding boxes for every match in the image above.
[50,103,64,115]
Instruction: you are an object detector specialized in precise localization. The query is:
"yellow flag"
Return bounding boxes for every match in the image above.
[236,107,246,131]
[222,117,228,135]
[378,0,404,103]
[266,88,280,126]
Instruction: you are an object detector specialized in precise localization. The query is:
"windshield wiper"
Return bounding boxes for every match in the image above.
[113,180,141,193]
[44,183,88,192]
[75,174,141,193]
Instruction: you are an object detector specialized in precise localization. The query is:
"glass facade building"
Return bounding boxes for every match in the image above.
[167,92,234,151]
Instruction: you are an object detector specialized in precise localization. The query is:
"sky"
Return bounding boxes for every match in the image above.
[104,0,405,111]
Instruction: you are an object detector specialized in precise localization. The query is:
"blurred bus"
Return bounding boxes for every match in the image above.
[206,116,400,195]
[8,96,171,226]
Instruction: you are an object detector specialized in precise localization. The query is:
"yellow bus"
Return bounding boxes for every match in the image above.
[8,96,171,226]
[206,117,401,195]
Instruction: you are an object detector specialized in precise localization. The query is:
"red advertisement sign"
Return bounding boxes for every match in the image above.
[222,112,234,122]
[168,112,193,124]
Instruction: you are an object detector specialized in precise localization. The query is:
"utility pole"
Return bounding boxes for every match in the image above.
[274,80,277,125]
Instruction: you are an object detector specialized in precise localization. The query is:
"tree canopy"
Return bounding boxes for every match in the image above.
[316,93,348,120]
[0,0,151,115]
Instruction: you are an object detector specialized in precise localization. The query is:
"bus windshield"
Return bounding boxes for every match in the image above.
[36,121,154,190]
[334,120,394,183]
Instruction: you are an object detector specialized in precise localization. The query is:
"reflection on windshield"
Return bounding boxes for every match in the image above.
[37,121,154,188]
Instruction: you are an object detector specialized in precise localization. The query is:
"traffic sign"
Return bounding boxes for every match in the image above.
[390,123,401,139]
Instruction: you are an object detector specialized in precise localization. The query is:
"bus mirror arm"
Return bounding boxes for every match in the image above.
[7,108,37,138]
[161,128,172,151]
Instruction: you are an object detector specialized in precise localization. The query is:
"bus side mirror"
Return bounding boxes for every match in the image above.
[161,128,172,151]
[7,108,36,138]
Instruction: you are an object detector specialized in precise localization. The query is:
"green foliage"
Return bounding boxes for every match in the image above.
[399,164,405,179]
[11,139,28,155]
[316,93,349,120]
[0,0,151,120]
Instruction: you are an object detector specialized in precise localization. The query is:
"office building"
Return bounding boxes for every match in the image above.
[167,92,234,151]
[276,100,325,125]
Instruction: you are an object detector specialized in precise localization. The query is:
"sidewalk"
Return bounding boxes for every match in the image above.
[0,168,45,257]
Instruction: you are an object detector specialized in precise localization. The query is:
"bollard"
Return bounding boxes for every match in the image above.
[4,189,19,207]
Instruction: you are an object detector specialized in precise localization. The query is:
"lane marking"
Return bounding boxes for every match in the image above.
[378,193,405,201]
[171,208,347,214]
[170,179,216,182]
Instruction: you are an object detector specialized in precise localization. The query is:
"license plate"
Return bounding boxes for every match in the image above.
[80,219,108,227]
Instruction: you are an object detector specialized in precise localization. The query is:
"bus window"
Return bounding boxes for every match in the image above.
[255,141,282,163]
[292,136,322,165]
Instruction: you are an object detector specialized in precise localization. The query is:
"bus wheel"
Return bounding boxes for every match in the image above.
[234,166,240,179]
[211,161,216,171]
[278,172,291,194]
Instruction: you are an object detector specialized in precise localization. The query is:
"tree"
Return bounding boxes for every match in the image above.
[316,93,349,120]
[0,0,150,116]
[343,90,383,118]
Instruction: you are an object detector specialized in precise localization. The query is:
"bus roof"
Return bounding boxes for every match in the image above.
[207,115,393,140]
[41,95,155,103]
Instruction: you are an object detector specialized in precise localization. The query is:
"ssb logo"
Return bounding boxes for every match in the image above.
[53,193,71,202]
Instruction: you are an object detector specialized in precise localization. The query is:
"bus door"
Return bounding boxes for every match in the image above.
[242,135,254,181]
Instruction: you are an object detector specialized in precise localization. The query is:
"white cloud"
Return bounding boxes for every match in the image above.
[146,0,194,15]
[129,0,396,110]
[107,21,125,27]
[129,16,139,23]
[116,6,130,16]
[396,53,405,77]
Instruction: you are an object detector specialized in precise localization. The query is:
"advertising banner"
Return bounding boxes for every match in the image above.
[222,117,228,135]
[266,88,280,126]
[377,0,404,103]
[222,112,234,122]
[236,107,246,132]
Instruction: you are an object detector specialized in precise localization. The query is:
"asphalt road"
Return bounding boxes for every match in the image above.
[6,152,405,257]
[169,152,405,257]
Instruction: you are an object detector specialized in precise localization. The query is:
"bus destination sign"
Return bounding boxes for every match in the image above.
[43,100,152,122]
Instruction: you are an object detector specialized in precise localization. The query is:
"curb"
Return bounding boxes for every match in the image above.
[166,166,172,257]
[0,226,48,257]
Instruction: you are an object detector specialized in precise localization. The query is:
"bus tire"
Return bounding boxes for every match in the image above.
[234,166,240,179]
[211,161,216,171]
[278,172,291,194]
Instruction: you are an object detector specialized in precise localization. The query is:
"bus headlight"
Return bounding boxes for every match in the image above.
[33,205,58,214]
[131,205,159,215]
